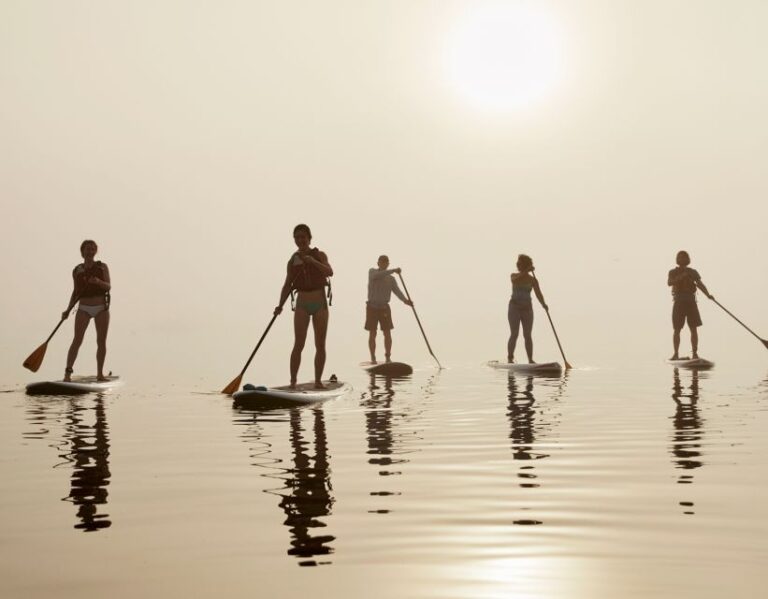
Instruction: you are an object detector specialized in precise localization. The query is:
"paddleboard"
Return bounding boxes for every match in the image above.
[26,375,123,396]
[360,361,413,377]
[487,360,563,374]
[232,379,351,406]
[667,357,714,369]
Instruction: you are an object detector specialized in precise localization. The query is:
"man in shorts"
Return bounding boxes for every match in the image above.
[366,255,413,363]
[668,250,713,360]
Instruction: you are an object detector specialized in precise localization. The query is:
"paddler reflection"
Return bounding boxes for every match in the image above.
[507,372,564,526]
[670,368,705,515]
[235,405,336,566]
[24,394,113,532]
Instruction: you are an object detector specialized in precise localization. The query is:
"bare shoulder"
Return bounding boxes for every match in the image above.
[317,250,330,263]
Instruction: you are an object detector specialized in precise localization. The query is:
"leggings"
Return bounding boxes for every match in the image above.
[508,300,533,359]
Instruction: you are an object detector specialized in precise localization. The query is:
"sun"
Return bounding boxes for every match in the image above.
[443,2,565,113]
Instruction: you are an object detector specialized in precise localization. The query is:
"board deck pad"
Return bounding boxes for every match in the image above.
[26,375,123,396]
[667,358,715,369]
[233,379,351,406]
[360,361,414,377]
[487,361,562,374]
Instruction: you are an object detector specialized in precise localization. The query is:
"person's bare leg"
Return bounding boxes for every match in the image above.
[94,309,110,380]
[690,326,699,359]
[383,329,392,362]
[291,310,310,388]
[523,309,534,363]
[369,330,377,363]
[312,308,329,388]
[65,311,91,381]
[671,327,682,360]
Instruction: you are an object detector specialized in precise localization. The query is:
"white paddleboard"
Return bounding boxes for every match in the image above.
[667,358,714,369]
[26,375,123,396]
[360,361,413,377]
[233,380,351,405]
[487,360,562,374]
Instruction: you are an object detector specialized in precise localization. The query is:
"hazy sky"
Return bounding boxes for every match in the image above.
[2,1,766,384]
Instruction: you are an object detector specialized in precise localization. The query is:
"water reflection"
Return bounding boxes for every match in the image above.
[506,372,563,526]
[24,395,113,532]
[234,406,335,567]
[670,368,704,516]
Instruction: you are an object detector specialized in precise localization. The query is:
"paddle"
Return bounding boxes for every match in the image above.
[532,272,572,370]
[222,277,298,395]
[709,297,768,350]
[23,305,78,372]
[397,272,442,369]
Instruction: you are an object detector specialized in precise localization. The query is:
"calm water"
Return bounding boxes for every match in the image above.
[2,363,767,598]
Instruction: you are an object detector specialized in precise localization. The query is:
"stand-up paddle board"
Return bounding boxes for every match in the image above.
[360,361,413,377]
[667,357,714,369]
[487,361,562,374]
[232,379,351,407]
[26,375,123,396]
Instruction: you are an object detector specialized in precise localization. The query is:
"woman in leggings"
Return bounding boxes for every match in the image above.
[507,254,547,364]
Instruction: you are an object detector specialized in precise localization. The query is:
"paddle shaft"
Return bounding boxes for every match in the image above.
[532,272,572,369]
[711,297,768,346]
[236,312,280,379]
[397,272,442,368]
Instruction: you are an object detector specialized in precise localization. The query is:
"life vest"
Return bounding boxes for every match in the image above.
[73,261,110,306]
[288,248,332,309]
[290,248,329,292]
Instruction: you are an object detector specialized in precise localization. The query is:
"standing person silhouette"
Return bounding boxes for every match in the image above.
[668,250,713,360]
[507,254,548,364]
[275,224,333,389]
[365,255,412,364]
[62,240,111,382]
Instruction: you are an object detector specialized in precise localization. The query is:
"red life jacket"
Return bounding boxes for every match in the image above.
[289,248,329,292]
[73,261,109,303]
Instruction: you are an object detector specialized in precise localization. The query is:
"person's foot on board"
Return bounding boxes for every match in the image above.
[507,356,514,364]
[97,374,109,382]
[314,381,326,390]
[63,367,73,382]
[670,354,679,361]
[692,352,699,359]
[385,354,392,364]
[289,380,297,390]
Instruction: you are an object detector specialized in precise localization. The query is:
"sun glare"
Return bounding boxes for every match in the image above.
[443,2,565,113]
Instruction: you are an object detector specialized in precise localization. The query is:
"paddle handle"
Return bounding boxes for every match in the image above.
[711,297,767,344]
[397,273,442,369]
[44,318,67,345]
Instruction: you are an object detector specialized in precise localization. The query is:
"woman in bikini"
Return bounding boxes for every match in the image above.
[62,240,111,381]
[508,254,548,364]
[275,224,333,389]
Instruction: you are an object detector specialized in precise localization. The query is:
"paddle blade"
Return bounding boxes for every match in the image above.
[762,339,768,350]
[564,360,573,370]
[221,374,242,395]
[23,342,48,372]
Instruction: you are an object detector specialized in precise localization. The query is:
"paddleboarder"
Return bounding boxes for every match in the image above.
[275,224,333,389]
[62,240,111,382]
[508,254,548,364]
[668,250,713,360]
[366,255,412,364]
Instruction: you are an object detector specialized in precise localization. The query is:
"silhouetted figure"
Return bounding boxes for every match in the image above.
[668,250,713,360]
[278,408,335,565]
[508,254,548,364]
[62,240,111,381]
[366,255,412,363]
[670,368,704,515]
[275,224,333,389]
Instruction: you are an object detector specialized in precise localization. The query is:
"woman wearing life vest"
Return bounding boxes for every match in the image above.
[508,254,548,364]
[62,240,112,381]
[275,224,334,389]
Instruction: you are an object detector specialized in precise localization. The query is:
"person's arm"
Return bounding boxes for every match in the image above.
[533,278,548,310]
[390,277,412,306]
[695,277,713,299]
[62,268,81,319]
[369,267,399,280]
[88,264,111,292]
[275,263,293,315]
[668,267,692,286]
[305,251,333,277]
